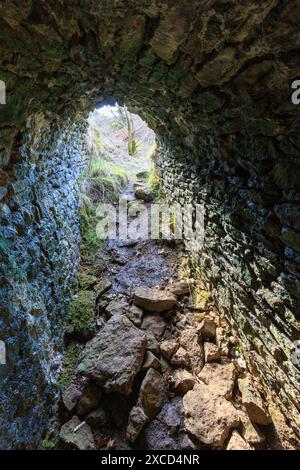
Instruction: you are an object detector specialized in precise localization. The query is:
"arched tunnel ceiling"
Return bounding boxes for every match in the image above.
[0,0,299,146]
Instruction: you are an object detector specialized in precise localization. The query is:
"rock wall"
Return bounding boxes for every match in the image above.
[0,0,299,448]
[0,115,85,449]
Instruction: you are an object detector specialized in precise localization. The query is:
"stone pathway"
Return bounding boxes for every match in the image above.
[55,177,276,451]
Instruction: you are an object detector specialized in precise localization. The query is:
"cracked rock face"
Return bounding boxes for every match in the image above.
[77,315,147,395]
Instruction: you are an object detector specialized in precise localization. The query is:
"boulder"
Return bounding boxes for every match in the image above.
[180,328,204,374]
[173,369,196,396]
[126,406,149,443]
[141,314,167,338]
[133,287,177,312]
[226,430,252,450]
[170,346,190,367]
[198,318,216,339]
[204,342,221,363]
[238,376,272,425]
[138,368,166,419]
[77,381,102,416]
[142,351,161,370]
[198,362,236,400]
[160,339,178,360]
[59,416,95,450]
[77,315,147,395]
[183,383,240,447]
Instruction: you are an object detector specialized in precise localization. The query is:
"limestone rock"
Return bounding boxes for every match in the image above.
[238,411,266,446]
[126,406,149,443]
[95,278,112,298]
[105,298,128,318]
[77,315,147,395]
[62,384,81,413]
[144,331,160,353]
[238,376,272,425]
[133,287,177,312]
[226,430,252,450]
[170,346,190,367]
[138,368,166,419]
[180,328,204,373]
[183,383,240,447]
[142,351,161,370]
[77,381,102,416]
[59,416,95,450]
[204,342,221,363]
[126,305,143,326]
[86,407,109,428]
[173,369,196,396]
[167,280,191,295]
[198,318,216,339]
[198,362,236,400]
[160,339,178,360]
[141,313,167,338]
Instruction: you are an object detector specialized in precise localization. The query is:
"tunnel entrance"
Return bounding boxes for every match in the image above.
[0,0,299,451]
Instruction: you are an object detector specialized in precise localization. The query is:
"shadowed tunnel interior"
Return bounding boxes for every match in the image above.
[0,0,300,449]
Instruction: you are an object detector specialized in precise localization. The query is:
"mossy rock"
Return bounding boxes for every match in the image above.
[190,288,211,310]
[78,272,97,290]
[68,291,96,339]
[58,344,81,389]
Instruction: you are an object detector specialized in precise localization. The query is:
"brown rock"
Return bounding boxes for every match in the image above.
[144,331,160,353]
[180,328,204,374]
[167,280,191,296]
[183,383,240,447]
[238,376,272,425]
[170,346,190,367]
[198,318,216,339]
[142,351,161,370]
[138,368,166,419]
[133,287,177,312]
[160,339,178,360]
[226,430,252,450]
[126,305,143,326]
[126,406,149,443]
[173,369,196,396]
[141,314,167,339]
[62,384,81,413]
[59,416,95,450]
[238,411,266,446]
[204,342,221,363]
[77,381,102,416]
[198,362,236,400]
[106,298,128,318]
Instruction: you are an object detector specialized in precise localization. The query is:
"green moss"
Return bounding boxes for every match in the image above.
[147,163,162,198]
[68,290,95,334]
[40,437,56,450]
[58,344,81,389]
[78,271,97,290]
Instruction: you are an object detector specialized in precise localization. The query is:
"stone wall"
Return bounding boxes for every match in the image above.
[0,0,299,448]
[0,115,85,449]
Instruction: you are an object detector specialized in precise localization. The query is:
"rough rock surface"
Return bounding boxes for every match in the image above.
[126,406,149,443]
[138,369,166,419]
[204,342,221,363]
[183,384,240,447]
[198,363,236,399]
[133,287,177,312]
[59,416,95,450]
[180,328,204,374]
[77,315,147,395]
[238,377,272,426]
[226,430,251,451]
[173,369,196,396]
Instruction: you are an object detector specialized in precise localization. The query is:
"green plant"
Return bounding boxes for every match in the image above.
[58,344,81,389]
[147,164,162,198]
[68,290,95,335]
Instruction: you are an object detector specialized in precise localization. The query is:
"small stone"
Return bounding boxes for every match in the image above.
[198,318,216,339]
[238,376,272,425]
[226,430,252,450]
[133,287,177,312]
[126,305,143,326]
[138,368,166,419]
[141,314,167,339]
[173,369,196,396]
[59,416,95,450]
[204,342,221,362]
[105,298,128,318]
[62,384,81,413]
[86,406,109,428]
[77,381,102,416]
[160,339,178,360]
[198,362,236,400]
[142,351,161,370]
[170,346,190,367]
[95,278,112,297]
[126,406,149,443]
[180,328,204,374]
[144,331,160,353]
